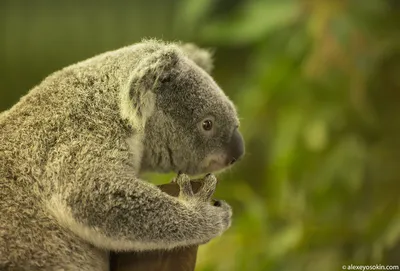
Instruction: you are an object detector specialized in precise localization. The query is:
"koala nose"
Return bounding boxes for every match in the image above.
[228,128,244,165]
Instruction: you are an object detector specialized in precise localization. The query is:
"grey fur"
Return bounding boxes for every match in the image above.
[179,43,214,73]
[0,40,243,270]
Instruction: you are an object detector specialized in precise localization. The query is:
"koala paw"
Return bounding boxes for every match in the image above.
[175,173,232,242]
[170,171,183,184]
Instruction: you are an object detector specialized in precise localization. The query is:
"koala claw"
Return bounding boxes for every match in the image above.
[170,171,183,183]
[175,173,194,199]
[196,173,217,202]
[213,199,222,207]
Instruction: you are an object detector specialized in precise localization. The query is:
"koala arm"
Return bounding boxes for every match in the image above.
[46,139,230,252]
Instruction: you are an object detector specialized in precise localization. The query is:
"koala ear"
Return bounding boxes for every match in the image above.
[120,46,180,132]
[179,43,214,74]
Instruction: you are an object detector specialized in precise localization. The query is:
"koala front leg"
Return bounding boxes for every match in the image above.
[48,168,231,252]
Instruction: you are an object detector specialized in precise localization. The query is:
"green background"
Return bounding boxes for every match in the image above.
[1,0,400,270]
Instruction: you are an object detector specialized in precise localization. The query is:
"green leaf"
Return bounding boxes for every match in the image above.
[200,0,299,45]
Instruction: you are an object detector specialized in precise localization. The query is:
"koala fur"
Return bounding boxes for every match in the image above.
[0,40,244,271]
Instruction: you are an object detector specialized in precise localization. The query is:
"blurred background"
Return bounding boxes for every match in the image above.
[1,0,400,270]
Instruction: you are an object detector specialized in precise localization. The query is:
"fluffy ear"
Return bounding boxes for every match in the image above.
[120,47,180,132]
[179,43,214,74]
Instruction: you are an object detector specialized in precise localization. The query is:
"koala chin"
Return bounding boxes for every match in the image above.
[0,39,244,271]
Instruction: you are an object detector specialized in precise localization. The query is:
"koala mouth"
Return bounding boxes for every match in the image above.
[201,153,233,174]
[206,160,226,173]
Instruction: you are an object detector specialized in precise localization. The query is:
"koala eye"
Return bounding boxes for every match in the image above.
[202,119,213,131]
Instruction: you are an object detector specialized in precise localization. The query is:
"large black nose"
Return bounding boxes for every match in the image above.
[228,129,244,165]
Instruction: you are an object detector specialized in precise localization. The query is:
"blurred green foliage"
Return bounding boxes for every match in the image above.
[1,0,400,270]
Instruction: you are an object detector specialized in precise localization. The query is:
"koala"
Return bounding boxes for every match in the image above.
[0,40,244,271]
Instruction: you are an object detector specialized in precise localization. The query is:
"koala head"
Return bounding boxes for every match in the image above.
[122,42,244,176]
